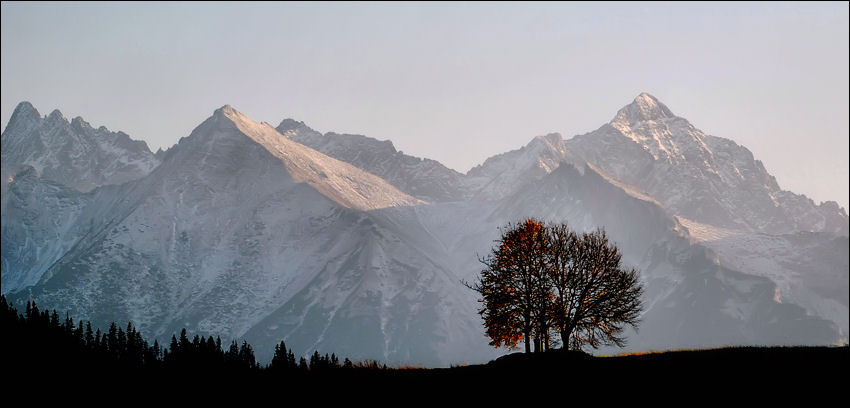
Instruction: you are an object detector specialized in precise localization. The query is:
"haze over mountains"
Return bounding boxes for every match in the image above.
[2,94,846,366]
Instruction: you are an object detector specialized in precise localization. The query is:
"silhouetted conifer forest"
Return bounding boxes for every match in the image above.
[0,295,379,377]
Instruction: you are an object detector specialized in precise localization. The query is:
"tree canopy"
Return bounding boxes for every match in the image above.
[468,219,644,352]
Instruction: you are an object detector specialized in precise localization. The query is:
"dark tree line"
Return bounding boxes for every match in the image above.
[468,219,644,353]
[165,328,258,371]
[0,295,367,376]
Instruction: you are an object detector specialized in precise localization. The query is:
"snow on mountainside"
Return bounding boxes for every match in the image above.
[1,101,160,294]
[215,106,422,211]
[4,105,483,366]
[456,94,847,342]
[679,217,849,338]
[277,119,467,202]
[565,93,848,236]
[1,101,159,194]
[1,96,846,366]
[1,166,91,291]
[466,93,847,236]
[466,133,568,200]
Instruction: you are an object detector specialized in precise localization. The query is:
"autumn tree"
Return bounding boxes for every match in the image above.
[469,220,644,353]
[468,218,551,353]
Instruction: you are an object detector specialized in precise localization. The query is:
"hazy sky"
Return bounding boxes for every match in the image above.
[2,2,848,209]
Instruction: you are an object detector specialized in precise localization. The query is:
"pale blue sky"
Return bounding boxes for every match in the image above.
[2,2,848,209]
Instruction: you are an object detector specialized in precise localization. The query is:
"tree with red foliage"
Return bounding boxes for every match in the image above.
[468,220,643,353]
[467,218,551,353]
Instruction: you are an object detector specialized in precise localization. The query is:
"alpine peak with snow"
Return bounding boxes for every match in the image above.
[1,94,846,367]
[1,101,159,196]
[613,92,676,124]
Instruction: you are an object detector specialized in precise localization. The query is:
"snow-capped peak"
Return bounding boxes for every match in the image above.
[612,92,676,125]
[46,108,66,122]
[605,93,699,163]
[185,105,424,211]
[1,101,160,193]
[2,102,42,139]
[9,101,40,122]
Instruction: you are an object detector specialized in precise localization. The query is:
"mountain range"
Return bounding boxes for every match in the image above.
[2,93,846,366]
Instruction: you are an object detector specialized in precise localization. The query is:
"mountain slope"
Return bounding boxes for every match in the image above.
[465,133,568,200]
[4,105,483,366]
[0,166,91,291]
[278,119,466,202]
[1,101,159,293]
[679,217,849,336]
[216,107,422,211]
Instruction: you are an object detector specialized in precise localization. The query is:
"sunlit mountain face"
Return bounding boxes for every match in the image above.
[2,95,846,366]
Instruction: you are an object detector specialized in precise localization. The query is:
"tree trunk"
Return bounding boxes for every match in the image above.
[560,330,569,350]
[524,329,531,353]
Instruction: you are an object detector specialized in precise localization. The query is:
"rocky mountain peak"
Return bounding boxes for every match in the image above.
[215,104,236,116]
[530,132,565,150]
[70,116,92,132]
[2,102,42,142]
[46,109,66,123]
[9,101,41,123]
[612,92,676,125]
[277,118,310,133]
[1,101,160,193]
